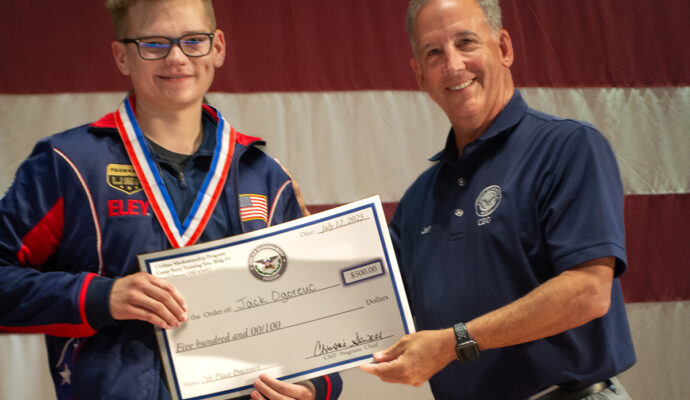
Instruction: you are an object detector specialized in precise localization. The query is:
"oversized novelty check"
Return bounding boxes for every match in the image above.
[138,196,415,399]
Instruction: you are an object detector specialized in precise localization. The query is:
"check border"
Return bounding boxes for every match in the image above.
[139,196,413,399]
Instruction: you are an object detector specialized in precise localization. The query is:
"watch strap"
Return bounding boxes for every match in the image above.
[453,322,471,342]
[453,322,480,362]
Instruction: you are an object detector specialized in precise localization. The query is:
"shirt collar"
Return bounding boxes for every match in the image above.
[195,110,218,157]
[431,89,527,163]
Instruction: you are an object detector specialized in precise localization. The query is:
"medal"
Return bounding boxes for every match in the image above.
[114,96,236,247]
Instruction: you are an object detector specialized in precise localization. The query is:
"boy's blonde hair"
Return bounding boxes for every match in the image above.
[105,0,217,39]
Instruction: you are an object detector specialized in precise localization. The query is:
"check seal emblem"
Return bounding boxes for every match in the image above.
[248,244,287,281]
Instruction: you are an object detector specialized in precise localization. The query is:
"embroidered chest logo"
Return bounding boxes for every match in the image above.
[106,164,142,194]
[475,185,502,226]
[239,194,268,223]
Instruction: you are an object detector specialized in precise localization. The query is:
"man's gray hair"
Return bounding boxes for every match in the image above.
[406,0,503,54]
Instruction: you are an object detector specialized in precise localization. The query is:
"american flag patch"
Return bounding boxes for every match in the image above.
[239,194,268,223]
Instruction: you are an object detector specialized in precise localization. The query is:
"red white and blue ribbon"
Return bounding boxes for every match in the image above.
[114,96,235,248]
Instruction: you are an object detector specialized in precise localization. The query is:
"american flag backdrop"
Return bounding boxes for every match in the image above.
[1,1,688,399]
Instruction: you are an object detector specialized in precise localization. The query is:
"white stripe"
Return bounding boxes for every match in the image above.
[53,148,104,275]
[208,88,690,199]
[519,87,690,196]
[116,100,233,247]
[2,88,688,200]
[268,180,291,226]
[180,115,232,244]
[117,102,183,246]
[54,337,77,368]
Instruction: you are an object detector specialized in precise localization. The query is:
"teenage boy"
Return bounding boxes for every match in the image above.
[0,0,341,399]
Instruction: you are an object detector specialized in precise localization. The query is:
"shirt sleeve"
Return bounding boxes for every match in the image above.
[538,124,627,276]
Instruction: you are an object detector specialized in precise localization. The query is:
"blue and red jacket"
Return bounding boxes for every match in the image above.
[0,104,342,399]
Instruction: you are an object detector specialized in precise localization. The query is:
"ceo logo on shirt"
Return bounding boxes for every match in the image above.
[475,185,502,225]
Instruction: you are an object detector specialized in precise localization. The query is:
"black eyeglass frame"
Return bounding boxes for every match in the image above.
[120,33,215,60]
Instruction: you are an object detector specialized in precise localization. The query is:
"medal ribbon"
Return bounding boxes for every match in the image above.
[114,96,236,248]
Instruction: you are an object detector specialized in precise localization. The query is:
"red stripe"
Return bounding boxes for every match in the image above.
[324,374,332,400]
[240,212,268,219]
[77,273,97,336]
[186,124,236,246]
[0,321,95,337]
[236,132,263,147]
[308,194,690,303]
[0,273,97,337]
[1,1,688,94]
[91,111,117,129]
[0,323,93,337]
[16,197,64,267]
[622,194,690,303]
[247,198,268,206]
[503,0,690,87]
[115,111,181,248]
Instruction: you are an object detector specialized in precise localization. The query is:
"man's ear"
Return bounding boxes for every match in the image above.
[410,57,426,90]
[111,41,131,76]
[211,29,226,68]
[498,29,514,68]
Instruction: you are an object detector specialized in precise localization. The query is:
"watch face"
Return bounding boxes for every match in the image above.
[456,340,480,362]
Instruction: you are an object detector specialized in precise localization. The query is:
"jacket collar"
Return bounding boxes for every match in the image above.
[88,94,263,148]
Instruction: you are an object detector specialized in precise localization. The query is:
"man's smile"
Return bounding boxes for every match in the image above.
[448,78,474,91]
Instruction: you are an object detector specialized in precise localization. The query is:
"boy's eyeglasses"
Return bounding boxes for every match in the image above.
[120,33,215,60]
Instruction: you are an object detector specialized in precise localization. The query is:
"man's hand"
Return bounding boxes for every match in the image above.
[110,272,187,329]
[359,328,457,387]
[250,375,316,400]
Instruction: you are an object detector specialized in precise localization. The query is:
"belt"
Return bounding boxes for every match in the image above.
[534,380,610,400]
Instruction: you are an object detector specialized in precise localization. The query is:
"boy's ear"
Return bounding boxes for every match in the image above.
[111,41,131,76]
[211,29,226,68]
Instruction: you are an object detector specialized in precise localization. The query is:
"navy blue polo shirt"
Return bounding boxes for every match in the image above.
[390,91,635,399]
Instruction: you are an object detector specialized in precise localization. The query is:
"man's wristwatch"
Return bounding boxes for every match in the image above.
[453,322,480,362]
